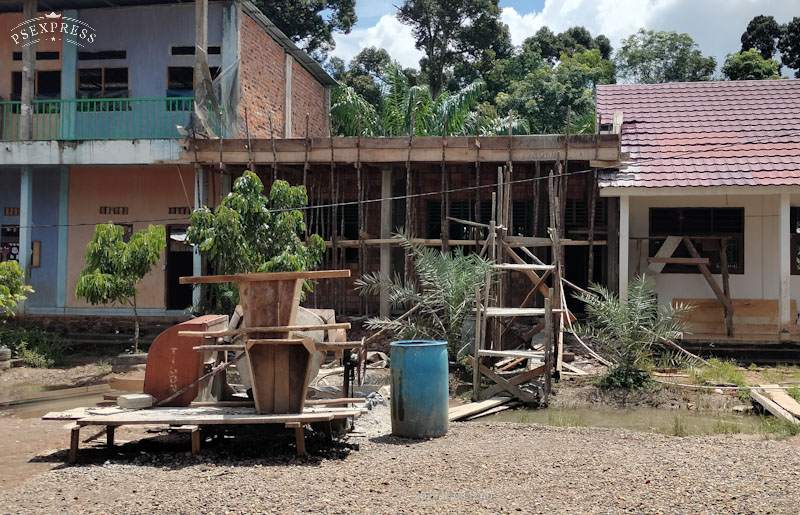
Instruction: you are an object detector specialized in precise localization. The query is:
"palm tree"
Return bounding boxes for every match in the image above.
[330,62,497,137]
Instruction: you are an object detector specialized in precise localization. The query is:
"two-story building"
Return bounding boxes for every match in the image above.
[0,0,334,317]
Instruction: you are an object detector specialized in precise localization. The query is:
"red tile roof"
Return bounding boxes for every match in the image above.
[596,79,800,188]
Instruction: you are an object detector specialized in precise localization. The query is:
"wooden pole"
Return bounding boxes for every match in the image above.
[404,116,415,282]
[543,296,553,403]
[587,169,598,284]
[20,0,37,140]
[472,285,483,401]
[720,237,732,337]
[356,130,365,315]
[440,120,449,252]
[474,131,481,245]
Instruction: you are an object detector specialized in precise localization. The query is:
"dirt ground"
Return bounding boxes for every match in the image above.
[0,400,799,514]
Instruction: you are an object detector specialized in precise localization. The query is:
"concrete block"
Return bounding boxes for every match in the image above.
[118,393,155,409]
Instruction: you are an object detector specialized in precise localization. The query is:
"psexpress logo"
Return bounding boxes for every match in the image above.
[10,12,97,48]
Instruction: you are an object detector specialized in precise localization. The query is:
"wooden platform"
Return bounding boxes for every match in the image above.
[60,406,363,463]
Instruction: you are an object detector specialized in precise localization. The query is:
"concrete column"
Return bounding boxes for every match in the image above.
[18,167,33,312]
[56,166,69,310]
[220,2,240,138]
[619,195,630,302]
[19,0,37,140]
[284,53,293,137]
[59,10,78,140]
[379,168,393,317]
[192,166,206,307]
[779,193,791,327]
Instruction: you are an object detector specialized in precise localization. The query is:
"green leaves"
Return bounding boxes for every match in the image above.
[186,171,325,313]
[75,223,166,307]
[615,29,716,84]
[574,275,690,389]
[355,233,492,358]
[0,261,33,317]
[723,49,781,80]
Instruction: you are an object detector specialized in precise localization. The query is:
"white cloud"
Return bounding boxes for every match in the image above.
[501,0,799,72]
[333,0,799,73]
[332,14,423,69]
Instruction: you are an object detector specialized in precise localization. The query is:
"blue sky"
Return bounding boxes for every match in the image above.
[333,0,799,74]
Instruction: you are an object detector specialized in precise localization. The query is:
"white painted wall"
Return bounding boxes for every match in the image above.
[625,193,798,317]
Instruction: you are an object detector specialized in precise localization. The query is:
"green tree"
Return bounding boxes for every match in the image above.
[497,49,613,134]
[331,62,488,137]
[0,261,33,317]
[722,49,781,80]
[75,224,166,353]
[253,0,356,58]
[187,172,325,313]
[524,26,612,64]
[616,29,716,83]
[397,0,512,97]
[778,17,800,77]
[741,15,783,59]
[330,47,392,109]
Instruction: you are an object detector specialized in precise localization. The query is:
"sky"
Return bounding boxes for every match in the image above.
[331,0,800,72]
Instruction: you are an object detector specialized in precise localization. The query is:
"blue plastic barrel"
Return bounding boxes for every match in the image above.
[390,340,449,438]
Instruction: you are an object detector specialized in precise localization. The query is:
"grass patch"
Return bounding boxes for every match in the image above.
[759,417,800,438]
[711,419,743,435]
[788,386,800,404]
[689,358,747,387]
[670,415,688,437]
[547,411,586,428]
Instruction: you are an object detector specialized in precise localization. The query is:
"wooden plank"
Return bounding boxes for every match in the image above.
[478,349,544,359]
[305,398,364,406]
[763,384,800,419]
[448,397,511,421]
[481,307,550,317]
[683,237,732,312]
[179,322,351,338]
[648,257,709,265]
[68,424,80,464]
[192,345,246,352]
[751,387,799,424]
[482,366,545,399]
[76,410,354,426]
[720,238,733,337]
[492,263,555,271]
[180,269,351,285]
[478,364,538,403]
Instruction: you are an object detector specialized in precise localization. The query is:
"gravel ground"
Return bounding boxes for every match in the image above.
[1,403,799,515]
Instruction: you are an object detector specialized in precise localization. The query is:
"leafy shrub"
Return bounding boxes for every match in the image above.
[689,358,750,400]
[356,234,492,359]
[0,326,71,367]
[574,275,689,389]
[0,261,33,317]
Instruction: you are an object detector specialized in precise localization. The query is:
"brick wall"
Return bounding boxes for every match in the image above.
[238,14,285,137]
[291,59,329,137]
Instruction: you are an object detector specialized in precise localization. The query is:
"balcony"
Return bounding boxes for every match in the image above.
[0,97,194,141]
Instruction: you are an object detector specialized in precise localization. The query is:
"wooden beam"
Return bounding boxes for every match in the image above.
[182,135,622,165]
[478,364,538,403]
[647,236,682,274]
[648,257,710,265]
[180,269,351,284]
[380,167,392,317]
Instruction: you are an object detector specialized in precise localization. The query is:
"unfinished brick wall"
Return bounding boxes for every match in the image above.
[291,59,329,137]
[238,14,285,137]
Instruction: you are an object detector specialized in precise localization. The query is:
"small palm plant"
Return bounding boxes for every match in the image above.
[574,275,689,389]
[355,234,492,358]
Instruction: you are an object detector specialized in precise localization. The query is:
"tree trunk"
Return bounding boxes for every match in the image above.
[132,295,140,354]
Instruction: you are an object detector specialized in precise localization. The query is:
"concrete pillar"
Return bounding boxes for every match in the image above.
[284,53,293,137]
[194,0,208,90]
[18,167,33,312]
[779,193,791,327]
[379,168,393,317]
[56,166,69,310]
[19,0,37,140]
[60,10,78,140]
[192,166,206,307]
[619,195,630,302]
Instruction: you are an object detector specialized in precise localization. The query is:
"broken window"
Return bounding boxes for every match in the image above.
[649,207,744,274]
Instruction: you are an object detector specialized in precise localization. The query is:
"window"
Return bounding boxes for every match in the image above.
[166,66,219,111]
[11,70,61,101]
[78,67,128,99]
[564,198,608,230]
[13,51,59,60]
[512,201,534,236]
[791,207,800,275]
[171,46,221,55]
[78,50,126,60]
[649,207,744,274]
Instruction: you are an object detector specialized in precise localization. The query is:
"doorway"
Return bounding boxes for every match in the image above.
[165,225,193,310]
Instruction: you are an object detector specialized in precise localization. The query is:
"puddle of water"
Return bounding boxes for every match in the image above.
[484,406,768,436]
[1,394,106,419]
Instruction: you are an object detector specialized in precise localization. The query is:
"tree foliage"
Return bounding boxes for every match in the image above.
[740,15,784,59]
[187,172,325,313]
[0,261,33,317]
[574,276,689,389]
[329,47,393,109]
[722,49,781,80]
[253,0,356,58]
[75,224,165,352]
[331,62,488,137]
[615,29,716,83]
[355,234,492,358]
[778,17,800,78]
[397,0,511,97]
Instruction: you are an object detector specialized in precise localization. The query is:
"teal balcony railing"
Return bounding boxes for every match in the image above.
[0,97,194,141]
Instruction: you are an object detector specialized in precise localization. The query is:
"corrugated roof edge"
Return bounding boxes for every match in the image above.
[238,0,337,87]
